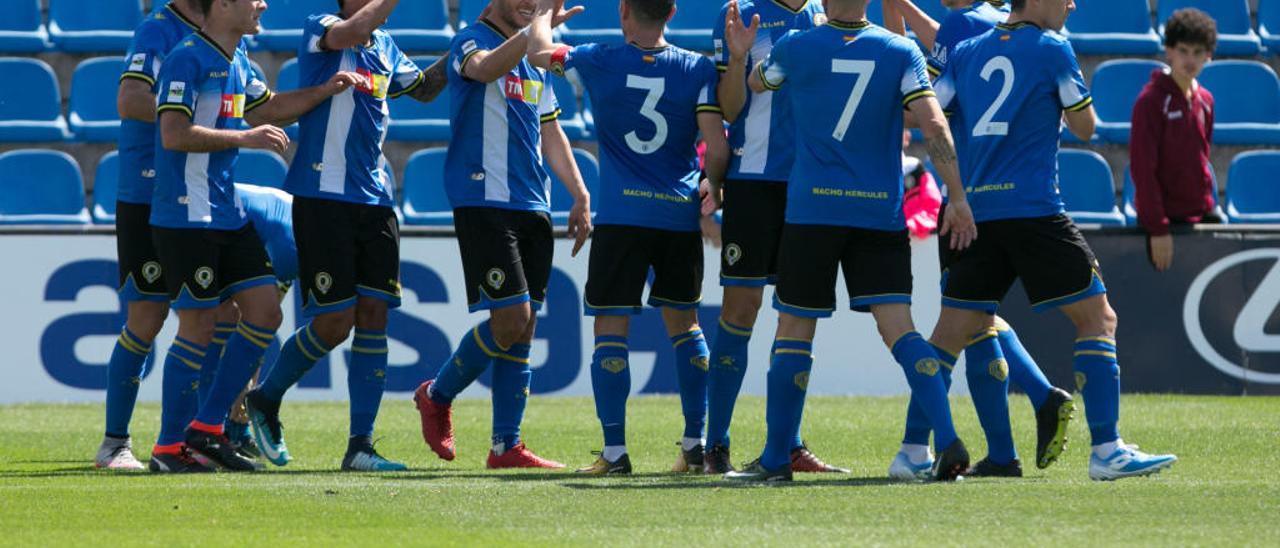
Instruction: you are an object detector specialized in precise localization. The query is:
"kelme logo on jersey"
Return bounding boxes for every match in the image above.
[315,272,333,295]
[355,68,390,99]
[502,75,542,105]
[988,359,1009,381]
[724,244,742,266]
[219,94,245,118]
[194,267,214,289]
[915,358,941,377]
[142,262,162,284]
[486,268,506,290]
[602,357,628,374]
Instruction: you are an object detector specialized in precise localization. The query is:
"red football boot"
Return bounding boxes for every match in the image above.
[413,380,455,461]
[790,444,850,473]
[487,442,566,469]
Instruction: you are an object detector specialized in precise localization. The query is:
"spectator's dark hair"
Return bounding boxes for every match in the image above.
[625,0,675,24]
[1164,8,1218,51]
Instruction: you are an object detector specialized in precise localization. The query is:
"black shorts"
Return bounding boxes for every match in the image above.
[116,201,167,302]
[720,179,787,287]
[293,196,401,316]
[453,207,553,313]
[584,225,703,315]
[773,223,913,318]
[152,223,276,310]
[941,214,1106,314]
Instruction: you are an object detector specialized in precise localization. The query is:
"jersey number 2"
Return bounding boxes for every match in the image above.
[831,60,875,142]
[973,56,1014,137]
[625,75,668,155]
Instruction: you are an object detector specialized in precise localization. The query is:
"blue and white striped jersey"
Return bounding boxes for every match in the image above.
[712,0,824,182]
[151,32,271,230]
[927,0,1009,77]
[444,20,560,212]
[284,14,424,208]
[116,2,200,205]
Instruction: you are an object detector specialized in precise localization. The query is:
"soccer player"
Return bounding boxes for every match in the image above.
[725,0,978,482]
[151,0,362,472]
[525,0,730,474]
[97,0,205,472]
[931,0,1177,481]
[413,0,592,469]
[243,0,449,473]
[883,0,1077,481]
[706,0,847,476]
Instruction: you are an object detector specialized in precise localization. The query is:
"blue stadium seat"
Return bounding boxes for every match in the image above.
[276,58,299,91]
[69,57,126,142]
[401,148,453,225]
[667,0,719,51]
[1065,0,1161,55]
[561,0,624,45]
[1225,151,1280,223]
[549,148,600,225]
[1057,149,1123,226]
[1158,0,1261,56]
[1197,61,1280,145]
[384,0,454,51]
[1123,163,1225,226]
[387,56,451,141]
[1091,59,1165,144]
[0,150,90,224]
[0,0,50,52]
[256,0,330,51]
[459,0,487,29]
[48,0,142,52]
[0,58,70,142]
[1261,0,1280,54]
[235,150,289,189]
[551,74,589,140]
[93,151,119,224]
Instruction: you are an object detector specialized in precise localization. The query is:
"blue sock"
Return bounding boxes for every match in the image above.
[194,321,274,429]
[995,320,1052,409]
[104,327,153,439]
[1073,336,1121,445]
[591,335,630,448]
[671,328,710,441]
[761,338,812,470]
[430,321,499,405]
[348,328,388,438]
[259,322,332,402]
[197,322,235,409]
[157,336,205,446]
[706,319,751,448]
[891,333,958,450]
[901,344,955,446]
[491,343,532,450]
[965,329,1016,464]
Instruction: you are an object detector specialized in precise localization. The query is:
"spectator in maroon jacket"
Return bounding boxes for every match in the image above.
[1130,8,1218,272]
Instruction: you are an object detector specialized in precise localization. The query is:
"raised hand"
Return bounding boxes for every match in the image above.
[725,0,760,61]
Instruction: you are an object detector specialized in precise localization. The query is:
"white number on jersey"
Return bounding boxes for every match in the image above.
[831,59,876,142]
[624,75,668,155]
[973,55,1014,137]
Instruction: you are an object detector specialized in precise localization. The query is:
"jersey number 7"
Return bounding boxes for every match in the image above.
[831,60,875,142]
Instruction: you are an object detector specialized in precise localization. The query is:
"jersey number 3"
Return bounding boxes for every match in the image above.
[625,75,668,155]
[831,60,875,142]
[974,56,1014,137]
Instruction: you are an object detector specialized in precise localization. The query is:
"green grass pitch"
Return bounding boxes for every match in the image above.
[1,395,1278,546]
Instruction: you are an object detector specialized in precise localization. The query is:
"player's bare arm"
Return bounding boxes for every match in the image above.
[886,0,941,50]
[525,0,570,68]
[117,78,157,123]
[468,0,581,82]
[243,71,363,127]
[1063,104,1097,142]
[407,56,449,103]
[541,120,592,257]
[159,110,288,155]
[908,95,976,250]
[319,0,400,51]
[698,112,730,212]
[718,0,759,124]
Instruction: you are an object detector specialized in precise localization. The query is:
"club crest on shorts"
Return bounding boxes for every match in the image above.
[793,371,810,391]
[315,272,333,295]
[194,267,214,289]
[914,357,941,377]
[691,355,710,371]
[142,261,162,284]
[602,357,628,374]
[988,359,1009,381]
[724,244,743,266]
[486,268,506,290]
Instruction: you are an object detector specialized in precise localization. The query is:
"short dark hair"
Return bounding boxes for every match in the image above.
[197,0,214,15]
[1164,8,1218,51]
[625,0,674,24]
[1010,0,1025,11]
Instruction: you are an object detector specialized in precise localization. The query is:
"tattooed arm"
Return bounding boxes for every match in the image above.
[909,94,976,250]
